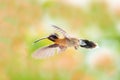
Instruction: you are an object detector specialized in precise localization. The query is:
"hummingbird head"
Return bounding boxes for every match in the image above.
[48,33,59,42]
[33,33,59,44]
[79,39,97,49]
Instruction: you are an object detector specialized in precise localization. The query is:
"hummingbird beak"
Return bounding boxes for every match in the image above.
[33,37,48,44]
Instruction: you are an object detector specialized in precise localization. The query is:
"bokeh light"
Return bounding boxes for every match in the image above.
[0,0,120,80]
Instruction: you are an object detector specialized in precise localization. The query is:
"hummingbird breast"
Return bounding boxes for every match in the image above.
[55,38,68,46]
[55,38,79,47]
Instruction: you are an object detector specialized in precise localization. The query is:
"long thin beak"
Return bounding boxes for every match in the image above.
[33,37,48,44]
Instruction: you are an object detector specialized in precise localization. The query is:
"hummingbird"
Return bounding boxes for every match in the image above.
[32,25,97,59]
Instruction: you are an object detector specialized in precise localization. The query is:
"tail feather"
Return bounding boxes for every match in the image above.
[79,39,97,49]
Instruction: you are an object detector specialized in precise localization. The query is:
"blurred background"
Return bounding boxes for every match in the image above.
[0,0,120,80]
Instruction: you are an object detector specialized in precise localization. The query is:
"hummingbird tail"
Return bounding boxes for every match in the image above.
[79,39,97,49]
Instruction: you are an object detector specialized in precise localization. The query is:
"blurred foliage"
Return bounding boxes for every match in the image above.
[0,0,120,80]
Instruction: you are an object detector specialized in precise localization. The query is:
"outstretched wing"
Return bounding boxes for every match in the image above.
[32,44,67,59]
[51,25,70,38]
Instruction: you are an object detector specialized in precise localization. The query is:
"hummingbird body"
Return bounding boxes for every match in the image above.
[32,25,97,59]
[48,34,79,48]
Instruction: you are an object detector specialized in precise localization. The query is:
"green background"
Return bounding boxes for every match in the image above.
[0,0,120,80]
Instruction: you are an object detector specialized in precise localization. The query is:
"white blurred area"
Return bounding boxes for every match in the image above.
[106,0,120,12]
[86,48,117,69]
[40,0,120,10]
[59,0,120,12]
[60,0,90,9]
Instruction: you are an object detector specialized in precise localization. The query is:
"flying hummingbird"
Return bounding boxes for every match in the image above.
[32,25,97,59]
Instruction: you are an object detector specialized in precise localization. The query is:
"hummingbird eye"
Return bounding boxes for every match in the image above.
[51,35,58,39]
[48,34,59,42]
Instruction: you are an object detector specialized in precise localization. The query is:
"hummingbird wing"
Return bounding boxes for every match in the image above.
[52,25,70,38]
[32,44,67,59]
